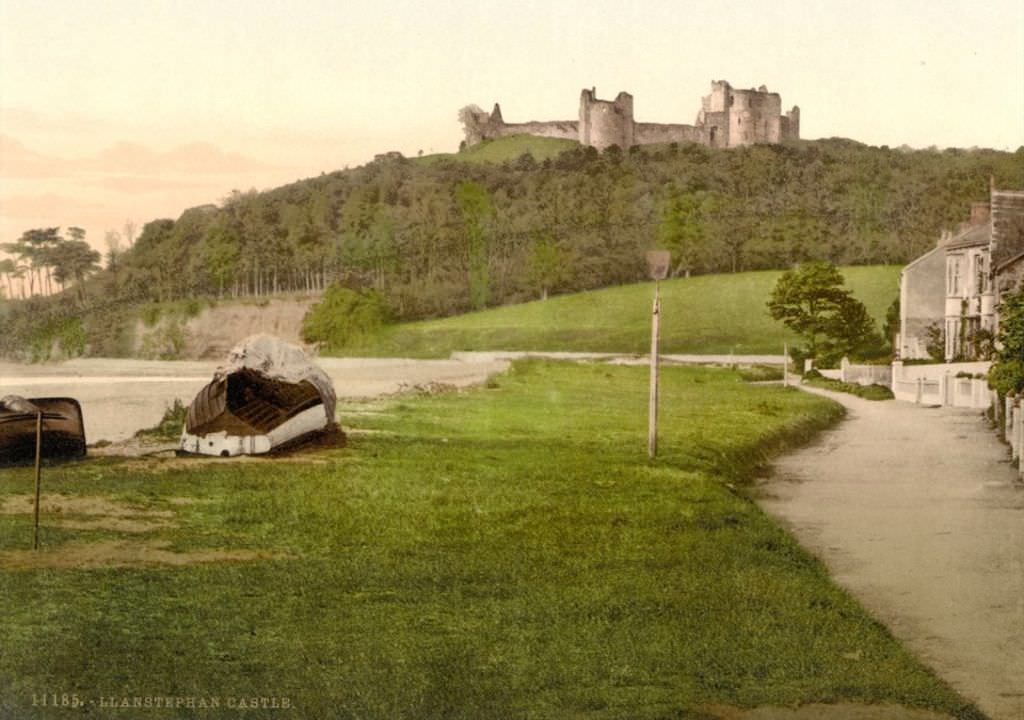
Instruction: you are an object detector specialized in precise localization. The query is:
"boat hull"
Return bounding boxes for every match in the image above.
[0,397,87,466]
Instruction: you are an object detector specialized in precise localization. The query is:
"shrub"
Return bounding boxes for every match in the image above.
[134,399,188,441]
[803,375,894,400]
[989,292,1024,396]
[140,304,162,327]
[301,285,390,352]
[736,365,785,382]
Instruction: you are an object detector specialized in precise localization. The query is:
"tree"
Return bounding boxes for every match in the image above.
[455,180,493,311]
[989,291,1024,396]
[882,296,900,352]
[104,230,124,272]
[527,234,568,300]
[5,228,61,297]
[51,239,101,304]
[658,189,707,277]
[0,258,15,299]
[457,105,488,146]
[301,284,389,352]
[767,261,878,363]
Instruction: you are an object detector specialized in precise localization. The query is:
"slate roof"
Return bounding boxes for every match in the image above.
[945,223,990,251]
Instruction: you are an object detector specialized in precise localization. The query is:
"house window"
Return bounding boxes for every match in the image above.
[977,254,988,293]
[947,257,962,296]
[946,319,960,360]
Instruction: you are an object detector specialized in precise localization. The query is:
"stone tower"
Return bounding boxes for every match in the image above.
[695,80,800,148]
[578,89,634,150]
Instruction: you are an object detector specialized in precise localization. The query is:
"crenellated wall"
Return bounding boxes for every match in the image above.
[461,80,799,150]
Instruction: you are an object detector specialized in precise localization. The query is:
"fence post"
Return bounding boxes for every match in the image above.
[1015,397,1024,481]
[783,342,789,387]
[1007,393,1015,443]
[916,377,923,404]
[1013,401,1021,462]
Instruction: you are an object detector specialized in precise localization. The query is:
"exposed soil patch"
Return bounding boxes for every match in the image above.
[89,437,179,458]
[0,494,173,519]
[52,517,172,534]
[0,540,275,569]
[704,703,953,720]
[0,493,273,568]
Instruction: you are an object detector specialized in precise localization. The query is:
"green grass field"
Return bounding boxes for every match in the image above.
[0,362,980,719]
[416,134,579,165]
[338,266,901,358]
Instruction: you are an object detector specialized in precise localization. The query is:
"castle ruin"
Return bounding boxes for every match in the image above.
[460,80,800,151]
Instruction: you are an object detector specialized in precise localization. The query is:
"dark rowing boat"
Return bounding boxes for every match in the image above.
[0,396,87,466]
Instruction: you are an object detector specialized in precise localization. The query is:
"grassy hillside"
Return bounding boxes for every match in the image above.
[334,265,901,357]
[417,134,578,165]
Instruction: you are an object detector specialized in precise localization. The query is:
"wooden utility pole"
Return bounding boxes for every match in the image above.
[649,280,661,458]
[645,251,670,459]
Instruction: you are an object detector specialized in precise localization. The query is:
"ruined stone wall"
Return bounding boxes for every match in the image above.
[698,111,729,148]
[461,80,799,150]
[726,87,782,146]
[492,121,578,141]
[578,89,634,150]
[633,123,704,145]
[781,107,800,141]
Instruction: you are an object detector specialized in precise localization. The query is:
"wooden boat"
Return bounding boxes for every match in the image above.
[0,396,87,466]
[179,335,336,457]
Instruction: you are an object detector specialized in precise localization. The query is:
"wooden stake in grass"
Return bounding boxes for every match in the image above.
[2,396,44,549]
[33,408,42,550]
[645,251,670,459]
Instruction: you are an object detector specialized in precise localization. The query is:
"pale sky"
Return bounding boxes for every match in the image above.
[1,0,1022,254]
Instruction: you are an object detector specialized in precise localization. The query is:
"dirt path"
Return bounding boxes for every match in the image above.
[758,387,1024,720]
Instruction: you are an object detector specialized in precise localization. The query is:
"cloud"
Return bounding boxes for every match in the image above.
[0,135,275,179]
[0,134,67,177]
[90,175,210,194]
[81,140,274,175]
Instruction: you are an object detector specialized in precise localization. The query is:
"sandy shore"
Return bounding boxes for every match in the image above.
[0,357,509,443]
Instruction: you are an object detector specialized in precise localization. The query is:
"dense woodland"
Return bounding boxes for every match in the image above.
[1,136,1022,358]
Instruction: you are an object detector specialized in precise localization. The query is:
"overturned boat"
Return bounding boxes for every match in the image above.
[180,335,337,457]
[0,395,87,466]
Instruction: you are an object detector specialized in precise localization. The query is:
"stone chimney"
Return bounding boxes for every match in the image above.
[969,201,991,226]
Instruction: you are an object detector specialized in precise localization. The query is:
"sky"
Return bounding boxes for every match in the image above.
[1,0,1022,255]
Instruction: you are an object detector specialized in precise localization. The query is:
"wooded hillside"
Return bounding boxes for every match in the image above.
[1,136,1021,358]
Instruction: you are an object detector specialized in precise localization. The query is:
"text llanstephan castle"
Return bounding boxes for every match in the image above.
[461,80,800,151]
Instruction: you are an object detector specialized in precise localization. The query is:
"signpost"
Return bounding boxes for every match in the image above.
[645,251,670,459]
